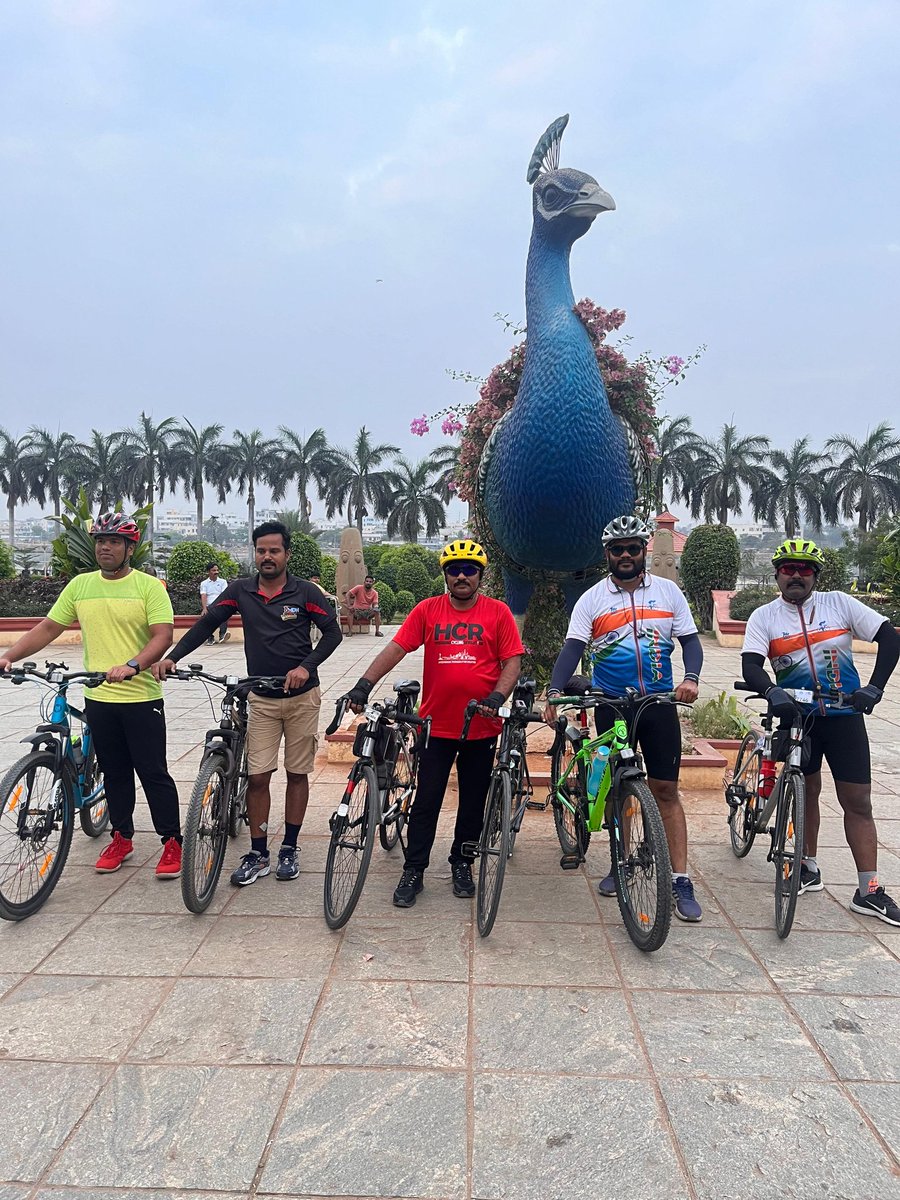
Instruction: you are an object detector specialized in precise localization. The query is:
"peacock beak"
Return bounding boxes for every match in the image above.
[567,183,616,218]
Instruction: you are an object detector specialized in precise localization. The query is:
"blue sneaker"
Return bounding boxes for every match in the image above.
[275,845,300,881]
[230,851,270,887]
[597,870,616,897]
[673,875,702,922]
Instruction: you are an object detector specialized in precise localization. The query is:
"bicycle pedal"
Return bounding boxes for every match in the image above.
[525,799,547,811]
[461,840,480,859]
[559,853,583,871]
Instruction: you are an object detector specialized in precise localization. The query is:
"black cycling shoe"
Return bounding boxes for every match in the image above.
[451,861,476,898]
[393,868,424,908]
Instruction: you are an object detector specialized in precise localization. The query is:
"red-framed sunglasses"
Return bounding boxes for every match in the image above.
[776,563,817,577]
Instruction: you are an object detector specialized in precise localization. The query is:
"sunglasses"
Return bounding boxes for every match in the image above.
[777,563,816,577]
[607,542,645,558]
[444,563,481,577]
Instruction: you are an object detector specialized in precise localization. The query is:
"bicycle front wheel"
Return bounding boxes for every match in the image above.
[727,733,760,858]
[476,771,511,938]
[228,741,249,838]
[324,765,378,930]
[773,771,805,939]
[550,737,590,858]
[78,742,109,838]
[0,751,75,921]
[181,753,230,914]
[379,734,413,852]
[610,778,672,952]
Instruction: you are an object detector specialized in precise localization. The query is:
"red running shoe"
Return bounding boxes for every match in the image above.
[155,837,182,879]
[95,832,134,873]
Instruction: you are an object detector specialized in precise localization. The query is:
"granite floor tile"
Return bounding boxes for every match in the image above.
[28,863,130,913]
[0,975,168,1062]
[260,1067,467,1197]
[0,1188,30,1200]
[791,994,900,1081]
[661,1078,900,1200]
[49,1064,291,1190]
[485,873,601,924]
[216,871,326,917]
[0,1062,107,1182]
[0,913,85,972]
[351,872,475,919]
[847,1083,900,1159]
[608,926,775,993]
[0,973,20,999]
[34,1192,248,1200]
[303,980,468,1067]
[183,915,339,978]
[99,868,230,914]
[334,918,470,982]
[706,878,864,932]
[633,991,828,1079]
[473,1074,685,1200]
[473,984,646,1076]
[473,920,615,986]
[129,977,322,1064]
[742,929,900,995]
[35,914,210,976]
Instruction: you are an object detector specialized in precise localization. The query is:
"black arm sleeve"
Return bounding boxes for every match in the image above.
[301,609,342,672]
[549,639,588,694]
[871,621,900,691]
[678,632,703,677]
[741,651,773,696]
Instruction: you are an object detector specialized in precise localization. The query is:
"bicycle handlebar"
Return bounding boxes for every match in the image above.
[2,663,110,689]
[167,665,286,693]
[548,689,683,710]
[325,694,431,741]
[459,697,543,741]
[733,681,854,708]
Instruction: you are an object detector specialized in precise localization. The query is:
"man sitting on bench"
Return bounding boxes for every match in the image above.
[345,575,383,636]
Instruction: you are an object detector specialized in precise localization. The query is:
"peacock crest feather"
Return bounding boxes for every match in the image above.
[525,114,569,184]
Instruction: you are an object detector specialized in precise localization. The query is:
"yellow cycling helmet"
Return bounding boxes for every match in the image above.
[772,538,825,569]
[440,539,488,569]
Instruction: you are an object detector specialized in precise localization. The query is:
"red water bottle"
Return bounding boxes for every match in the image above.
[758,757,776,799]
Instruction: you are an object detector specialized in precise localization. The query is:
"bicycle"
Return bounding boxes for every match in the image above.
[0,660,110,921]
[323,681,430,930]
[725,682,852,939]
[459,678,543,939]
[547,686,683,952]
[167,664,285,914]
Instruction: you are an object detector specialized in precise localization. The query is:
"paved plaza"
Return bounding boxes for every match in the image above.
[0,629,898,1200]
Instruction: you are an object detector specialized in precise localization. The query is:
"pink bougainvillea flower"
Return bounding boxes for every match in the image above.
[441,416,463,436]
[410,415,430,436]
[665,355,685,375]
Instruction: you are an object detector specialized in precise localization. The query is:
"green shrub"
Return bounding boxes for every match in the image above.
[394,588,416,616]
[319,554,337,593]
[373,557,398,590]
[167,541,242,585]
[0,576,67,617]
[287,533,322,581]
[394,558,431,603]
[522,582,569,690]
[0,540,14,580]
[680,524,741,631]
[361,543,391,576]
[374,580,396,622]
[729,586,777,622]
[818,546,848,592]
[686,691,752,740]
[431,576,445,597]
[866,594,900,627]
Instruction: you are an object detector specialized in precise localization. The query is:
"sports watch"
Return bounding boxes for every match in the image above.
[126,659,142,674]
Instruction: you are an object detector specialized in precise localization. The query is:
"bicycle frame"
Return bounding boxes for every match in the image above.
[14,669,106,812]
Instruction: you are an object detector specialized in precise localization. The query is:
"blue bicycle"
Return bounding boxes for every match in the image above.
[0,660,109,920]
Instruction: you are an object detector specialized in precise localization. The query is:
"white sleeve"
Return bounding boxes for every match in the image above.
[565,590,595,645]
[741,607,772,658]
[836,593,888,643]
[199,580,209,598]
[670,586,697,637]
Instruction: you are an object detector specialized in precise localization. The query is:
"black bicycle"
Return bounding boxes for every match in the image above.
[168,665,285,914]
[323,681,429,929]
[460,678,543,938]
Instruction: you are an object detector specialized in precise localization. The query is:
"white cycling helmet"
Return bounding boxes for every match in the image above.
[601,514,654,546]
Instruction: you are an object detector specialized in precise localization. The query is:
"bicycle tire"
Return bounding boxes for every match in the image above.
[476,770,511,938]
[727,733,760,858]
[0,751,75,921]
[773,771,805,939]
[78,741,109,838]
[507,757,530,857]
[324,764,378,930]
[181,752,230,914]
[379,735,413,852]
[550,736,590,858]
[609,777,672,952]
[228,740,249,838]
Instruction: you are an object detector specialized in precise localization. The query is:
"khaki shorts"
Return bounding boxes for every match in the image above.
[247,687,320,775]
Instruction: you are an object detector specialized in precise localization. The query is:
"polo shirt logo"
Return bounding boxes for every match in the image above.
[281,605,300,621]
[433,622,484,645]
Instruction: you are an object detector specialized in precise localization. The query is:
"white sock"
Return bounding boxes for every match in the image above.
[674,873,689,882]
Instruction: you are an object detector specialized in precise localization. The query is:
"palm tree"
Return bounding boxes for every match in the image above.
[687,423,771,526]
[170,419,224,535]
[385,457,447,543]
[270,427,333,521]
[27,427,82,518]
[0,428,39,545]
[73,430,128,513]
[219,429,281,562]
[324,426,400,534]
[120,413,179,539]
[427,444,460,504]
[650,414,706,512]
[823,422,900,532]
[752,438,830,536]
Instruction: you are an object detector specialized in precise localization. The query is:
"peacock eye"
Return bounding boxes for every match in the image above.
[543,185,560,205]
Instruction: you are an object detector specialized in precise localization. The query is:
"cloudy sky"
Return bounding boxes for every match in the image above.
[1,0,898,520]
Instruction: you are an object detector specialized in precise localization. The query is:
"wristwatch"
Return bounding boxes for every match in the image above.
[126,659,142,674]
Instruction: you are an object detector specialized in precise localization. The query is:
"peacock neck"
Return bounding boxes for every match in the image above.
[524,231,577,339]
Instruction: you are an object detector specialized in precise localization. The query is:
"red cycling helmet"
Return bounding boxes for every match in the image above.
[90,511,141,543]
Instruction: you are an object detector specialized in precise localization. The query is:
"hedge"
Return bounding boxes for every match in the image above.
[729,586,778,622]
[0,542,14,580]
[0,576,67,617]
[681,525,740,631]
[167,541,242,585]
[374,581,396,622]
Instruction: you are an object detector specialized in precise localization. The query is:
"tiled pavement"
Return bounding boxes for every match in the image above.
[0,629,898,1199]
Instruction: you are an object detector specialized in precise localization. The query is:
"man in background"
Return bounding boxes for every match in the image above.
[200,562,229,645]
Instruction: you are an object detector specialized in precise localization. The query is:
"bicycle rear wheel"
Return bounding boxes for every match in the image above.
[773,771,805,939]
[181,753,230,914]
[476,771,511,938]
[78,742,109,838]
[228,741,249,838]
[0,752,75,921]
[324,765,378,929]
[727,733,760,858]
[550,736,590,858]
[610,778,672,952]
[379,734,413,852]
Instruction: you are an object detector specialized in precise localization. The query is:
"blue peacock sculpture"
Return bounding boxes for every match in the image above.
[477,115,646,620]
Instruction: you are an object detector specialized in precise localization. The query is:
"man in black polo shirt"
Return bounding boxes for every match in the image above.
[154,521,341,884]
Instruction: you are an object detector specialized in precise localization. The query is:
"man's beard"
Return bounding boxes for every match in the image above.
[610,557,645,581]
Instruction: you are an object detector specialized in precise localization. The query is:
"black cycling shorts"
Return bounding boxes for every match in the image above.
[594,700,681,783]
[802,713,871,785]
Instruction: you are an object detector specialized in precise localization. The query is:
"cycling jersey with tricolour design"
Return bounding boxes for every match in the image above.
[566,573,697,696]
[742,591,885,716]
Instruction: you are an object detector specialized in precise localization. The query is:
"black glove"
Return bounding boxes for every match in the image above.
[347,678,374,707]
[851,684,883,714]
[766,686,797,719]
[478,691,505,712]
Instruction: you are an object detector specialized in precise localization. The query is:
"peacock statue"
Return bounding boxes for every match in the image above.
[477,115,647,620]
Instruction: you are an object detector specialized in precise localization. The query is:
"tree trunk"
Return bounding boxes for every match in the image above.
[718,504,728,526]
[7,497,14,546]
[146,467,155,540]
[195,483,203,538]
[247,477,256,564]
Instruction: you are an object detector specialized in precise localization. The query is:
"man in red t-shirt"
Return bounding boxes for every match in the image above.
[346,540,523,907]
[345,576,383,636]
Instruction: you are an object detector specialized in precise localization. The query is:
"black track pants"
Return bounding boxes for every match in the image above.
[403,735,497,872]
